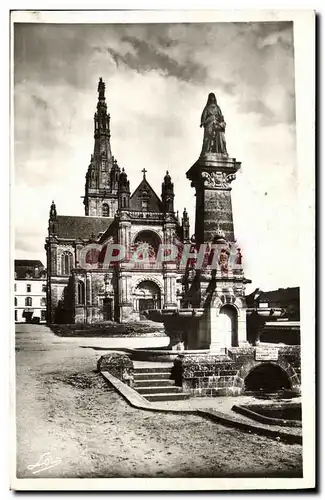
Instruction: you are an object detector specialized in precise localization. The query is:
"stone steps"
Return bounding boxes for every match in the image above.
[136,385,183,395]
[134,379,175,387]
[133,366,172,374]
[132,365,190,402]
[134,372,172,380]
[143,392,191,402]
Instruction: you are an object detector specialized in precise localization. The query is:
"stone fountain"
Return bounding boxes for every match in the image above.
[147,92,250,352]
[143,94,300,397]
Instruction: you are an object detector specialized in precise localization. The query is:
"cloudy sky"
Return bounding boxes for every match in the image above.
[14,20,297,292]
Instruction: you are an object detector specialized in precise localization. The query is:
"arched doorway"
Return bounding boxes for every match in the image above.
[134,280,161,320]
[245,363,291,393]
[219,305,238,347]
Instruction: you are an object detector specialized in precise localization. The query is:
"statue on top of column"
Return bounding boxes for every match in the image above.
[200,93,228,156]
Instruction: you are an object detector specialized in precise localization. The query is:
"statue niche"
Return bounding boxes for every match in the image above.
[200,93,228,156]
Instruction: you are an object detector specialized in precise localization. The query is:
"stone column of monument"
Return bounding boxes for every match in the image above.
[117,210,133,321]
[45,202,59,324]
[186,92,249,351]
[162,214,178,309]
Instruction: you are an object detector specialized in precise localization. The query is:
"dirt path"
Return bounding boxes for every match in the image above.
[15,324,302,478]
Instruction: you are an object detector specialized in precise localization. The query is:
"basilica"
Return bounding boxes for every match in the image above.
[45,78,190,324]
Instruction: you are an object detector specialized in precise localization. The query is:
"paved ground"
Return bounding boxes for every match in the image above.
[15,324,302,478]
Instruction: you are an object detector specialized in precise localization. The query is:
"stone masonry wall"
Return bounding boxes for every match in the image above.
[173,346,301,398]
[173,353,243,397]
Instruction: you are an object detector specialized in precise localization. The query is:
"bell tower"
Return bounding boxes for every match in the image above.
[84,78,119,218]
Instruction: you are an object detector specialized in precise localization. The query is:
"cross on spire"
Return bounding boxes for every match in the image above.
[141,168,147,179]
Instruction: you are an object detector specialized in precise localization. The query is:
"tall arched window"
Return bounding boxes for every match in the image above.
[25,297,32,307]
[77,281,85,305]
[40,297,46,306]
[102,203,110,217]
[61,252,73,276]
[14,297,17,306]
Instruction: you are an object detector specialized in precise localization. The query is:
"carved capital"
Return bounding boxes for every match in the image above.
[201,171,236,189]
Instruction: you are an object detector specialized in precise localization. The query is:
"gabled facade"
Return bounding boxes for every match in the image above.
[14,260,47,323]
[45,79,190,324]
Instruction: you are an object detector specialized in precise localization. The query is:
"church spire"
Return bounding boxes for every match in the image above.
[118,168,130,210]
[161,170,175,213]
[84,78,118,217]
[48,200,58,235]
[181,207,190,242]
[94,77,112,158]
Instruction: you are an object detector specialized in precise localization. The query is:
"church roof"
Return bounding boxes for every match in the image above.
[54,215,114,240]
[15,259,44,268]
[15,260,45,279]
[246,287,300,306]
[130,178,163,212]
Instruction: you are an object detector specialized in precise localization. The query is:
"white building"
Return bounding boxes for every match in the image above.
[14,260,47,323]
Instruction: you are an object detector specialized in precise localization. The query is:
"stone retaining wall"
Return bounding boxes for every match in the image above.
[173,354,242,396]
[173,346,301,397]
[97,353,134,387]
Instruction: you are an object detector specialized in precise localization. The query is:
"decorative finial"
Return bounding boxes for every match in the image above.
[49,200,57,219]
[97,77,106,100]
[142,168,147,179]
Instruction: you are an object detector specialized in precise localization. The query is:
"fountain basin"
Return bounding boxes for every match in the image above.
[145,308,205,322]
[232,402,302,427]
[246,307,284,318]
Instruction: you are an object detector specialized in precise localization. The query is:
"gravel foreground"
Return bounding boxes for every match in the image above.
[15,324,302,479]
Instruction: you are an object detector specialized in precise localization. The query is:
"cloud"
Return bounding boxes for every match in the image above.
[13,21,298,290]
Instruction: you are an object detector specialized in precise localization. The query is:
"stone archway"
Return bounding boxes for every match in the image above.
[133,279,162,320]
[235,358,298,393]
[244,362,292,392]
[132,229,162,248]
[219,304,238,347]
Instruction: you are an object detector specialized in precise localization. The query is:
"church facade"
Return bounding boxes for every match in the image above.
[45,78,190,324]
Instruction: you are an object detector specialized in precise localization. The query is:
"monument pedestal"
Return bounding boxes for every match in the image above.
[187,153,241,244]
[185,152,250,350]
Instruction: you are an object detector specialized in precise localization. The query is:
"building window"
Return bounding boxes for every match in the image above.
[41,310,46,321]
[26,284,31,293]
[41,297,46,306]
[25,297,32,307]
[77,281,85,305]
[61,252,73,276]
[42,284,47,293]
[15,297,17,306]
[14,284,17,292]
[102,203,110,217]
[15,310,17,322]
